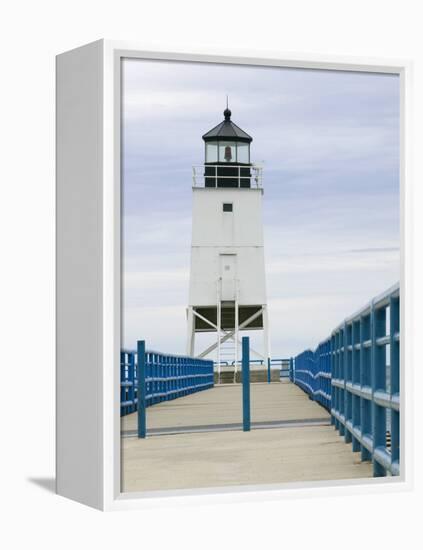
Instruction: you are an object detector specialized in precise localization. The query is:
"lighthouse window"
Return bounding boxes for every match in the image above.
[237,142,250,163]
[223,203,233,212]
[218,141,236,163]
[205,142,218,163]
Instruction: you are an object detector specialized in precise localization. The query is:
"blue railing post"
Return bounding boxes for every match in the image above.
[137,340,147,439]
[339,326,345,436]
[351,321,360,452]
[360,314,372,461]
[128,352,135,414]
[242,336,251,432]
[120,352,126,416]
[330,336,334,426]
[267,357,271,384]
[371,301,387,477]
[390,295,400,472]
[344,322,352,444]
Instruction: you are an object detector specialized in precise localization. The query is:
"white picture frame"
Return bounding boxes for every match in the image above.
[56,39,413,511]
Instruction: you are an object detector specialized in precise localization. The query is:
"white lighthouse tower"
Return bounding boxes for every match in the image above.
[187,106,270,381]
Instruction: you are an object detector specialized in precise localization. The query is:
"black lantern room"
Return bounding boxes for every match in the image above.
[202,108,253,188]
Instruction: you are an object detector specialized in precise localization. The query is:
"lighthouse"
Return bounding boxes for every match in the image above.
[187,106,270,381]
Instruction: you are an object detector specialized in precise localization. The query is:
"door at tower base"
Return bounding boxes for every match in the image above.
[193,305,264,331]
[220,254,237,300]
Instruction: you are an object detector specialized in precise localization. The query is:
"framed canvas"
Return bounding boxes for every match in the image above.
[56,40,413,510]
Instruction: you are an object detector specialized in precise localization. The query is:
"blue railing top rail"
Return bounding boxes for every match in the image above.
[122,348,213,362]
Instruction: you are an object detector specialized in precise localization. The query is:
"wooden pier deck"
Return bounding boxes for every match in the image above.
[121,381,372,493]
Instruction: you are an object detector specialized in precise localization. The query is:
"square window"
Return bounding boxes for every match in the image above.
[223,203,233,212]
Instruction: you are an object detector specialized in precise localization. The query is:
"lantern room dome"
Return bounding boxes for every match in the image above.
[202,109,253,143]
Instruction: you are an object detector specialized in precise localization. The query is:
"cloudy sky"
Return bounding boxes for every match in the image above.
[122,58,400,358]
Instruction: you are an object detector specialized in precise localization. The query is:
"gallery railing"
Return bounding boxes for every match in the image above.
[292,282,400,477]
[120,346,214,417]
[192,164,263,188]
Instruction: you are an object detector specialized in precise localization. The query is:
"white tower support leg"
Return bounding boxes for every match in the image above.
[262,305,271,383]
[186,307,195,357]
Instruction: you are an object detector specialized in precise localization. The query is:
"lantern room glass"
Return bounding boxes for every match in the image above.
[237,142,250,163]
[218,141,236,162]
[205,140,251,164]
[205,142,218,163]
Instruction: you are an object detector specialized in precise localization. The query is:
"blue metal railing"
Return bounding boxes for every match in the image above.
[213,357,290,374]
[289,357,294,382]
[214,357,288,366]
[292,283,400,477]
[293,340,332,410]
[120,347,214,417]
